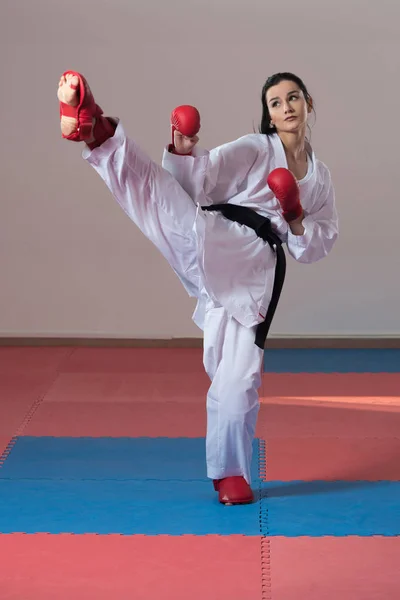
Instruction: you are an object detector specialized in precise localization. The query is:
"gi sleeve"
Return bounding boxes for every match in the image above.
[286,167,339,263]
[161,135,260,206]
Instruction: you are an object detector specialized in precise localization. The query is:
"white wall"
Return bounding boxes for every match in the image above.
[1,0,399,338]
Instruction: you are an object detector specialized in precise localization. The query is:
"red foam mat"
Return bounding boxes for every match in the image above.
[22,401,207,437]
[0,398,40,436]
[264,437,400,481]
[256,401,400,438]
[269,536,400,600]
[59,347,205,374]
[261,373,400,400]
[0,534,261,600]
[41,372,209,403]
[0,348,72,375]
[0,373,56,403]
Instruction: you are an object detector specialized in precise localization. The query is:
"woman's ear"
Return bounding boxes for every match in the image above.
[307,97,314,113]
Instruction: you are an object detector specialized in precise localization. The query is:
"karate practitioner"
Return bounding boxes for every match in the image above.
[57,70,338,505]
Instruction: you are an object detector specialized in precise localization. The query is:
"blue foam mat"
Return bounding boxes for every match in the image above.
[260,480,400,536]
[0,436,261,482]
[2,437,399,536]
[0,479,260,535]
[263,348,400,373]
[0,478,399,536]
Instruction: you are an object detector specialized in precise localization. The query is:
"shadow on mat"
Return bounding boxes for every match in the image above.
[255,479,389,500]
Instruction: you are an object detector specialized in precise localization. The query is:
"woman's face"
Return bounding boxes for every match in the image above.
[266,80,311,134]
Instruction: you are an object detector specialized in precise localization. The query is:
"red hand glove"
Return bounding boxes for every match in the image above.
[267,168,303,222]
[170,105,200,148]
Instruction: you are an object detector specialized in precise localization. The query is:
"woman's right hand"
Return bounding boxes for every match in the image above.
[173,129,199,155]
[170,105,200,154]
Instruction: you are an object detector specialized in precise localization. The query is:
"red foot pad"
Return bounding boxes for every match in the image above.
[59,71,115,148]
[213,476,254,505]
[59,71,102,141]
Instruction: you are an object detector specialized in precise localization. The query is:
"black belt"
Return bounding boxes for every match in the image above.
[201,203,286,349]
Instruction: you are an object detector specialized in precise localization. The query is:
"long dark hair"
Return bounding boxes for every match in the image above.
[259,72,314,136]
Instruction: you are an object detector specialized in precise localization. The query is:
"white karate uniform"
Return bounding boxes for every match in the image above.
[83,121,338,484]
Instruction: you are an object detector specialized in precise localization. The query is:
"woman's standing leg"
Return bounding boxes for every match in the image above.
[203,302,264,503]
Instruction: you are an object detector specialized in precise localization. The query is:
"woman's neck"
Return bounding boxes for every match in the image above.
[278,130,307,162]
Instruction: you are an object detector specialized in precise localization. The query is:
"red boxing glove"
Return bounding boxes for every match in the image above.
[170,105,200,147]
[267,168,303,222]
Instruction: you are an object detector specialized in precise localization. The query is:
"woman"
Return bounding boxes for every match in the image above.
[57,71,338,505]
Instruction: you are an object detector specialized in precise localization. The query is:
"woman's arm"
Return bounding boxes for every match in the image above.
[162,134,261,206]
[286,168,339,263]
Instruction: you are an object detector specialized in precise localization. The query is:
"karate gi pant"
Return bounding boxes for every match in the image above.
[83,128,264,484]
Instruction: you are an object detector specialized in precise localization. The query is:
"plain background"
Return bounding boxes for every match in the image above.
[0,0,398,340]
